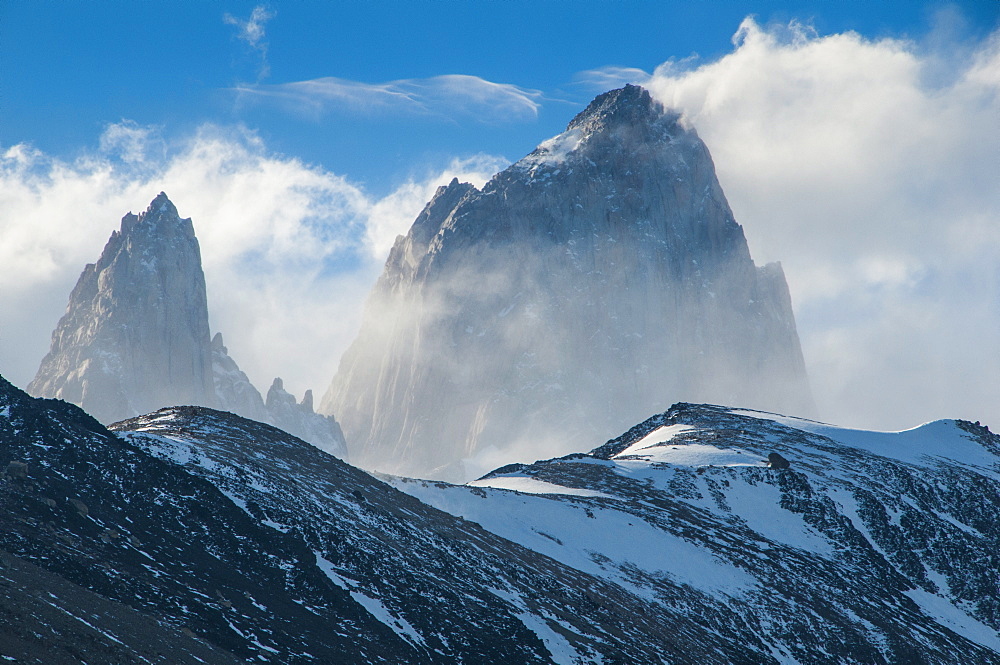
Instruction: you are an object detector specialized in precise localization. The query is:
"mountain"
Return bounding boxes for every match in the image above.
[322,85,813,481]
[27,194,347,459]
[28,193,214,425]
[4,371,998,663]
[392,404,1000,663]
[0,373,761,664]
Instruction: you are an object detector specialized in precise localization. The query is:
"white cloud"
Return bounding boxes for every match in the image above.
[224,5,275,79]
[4,15,998,440]
[365,154,508,257]
[0,123,502,402]
[224,5,274,48]
[612,17,1000,430]
[236,74,543,122]
[98,121,164,165]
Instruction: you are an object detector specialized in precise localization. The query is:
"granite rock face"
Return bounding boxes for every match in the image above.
[28,193,214,424]
[322,85,813,480]
[28,194,347,459]
[211,332,267,423]
[265,378,348,460]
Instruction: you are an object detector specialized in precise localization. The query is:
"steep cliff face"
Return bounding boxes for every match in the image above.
[211,332,267,422]
[322,85,812,480]
[28,195,347,459]
[28,193,214,424]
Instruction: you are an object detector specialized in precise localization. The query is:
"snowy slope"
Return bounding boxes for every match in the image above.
[111,404,769,664]
[391,403,1000,663]
[5,365,999,663]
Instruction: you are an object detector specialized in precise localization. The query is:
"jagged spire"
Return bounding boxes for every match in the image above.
[28,193,214,423]
[566,84,664,132]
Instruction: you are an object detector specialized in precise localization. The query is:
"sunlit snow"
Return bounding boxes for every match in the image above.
[467,475,612,498]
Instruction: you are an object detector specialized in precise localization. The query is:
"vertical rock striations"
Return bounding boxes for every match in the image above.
[28,193,214,424]
[322,85,813,480]
[28,194,347,459]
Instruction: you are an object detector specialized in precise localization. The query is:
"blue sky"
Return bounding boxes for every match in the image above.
[4,1,997,190]
[1,1,999,434]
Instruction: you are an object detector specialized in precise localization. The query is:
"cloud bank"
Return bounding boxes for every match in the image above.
[236,74,543,122]
[0,125,503,400]
[589,17,1000,430]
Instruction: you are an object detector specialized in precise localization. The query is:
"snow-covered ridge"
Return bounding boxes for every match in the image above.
[391,402,1000,660]
[730,408,999,471]
[8,364,1000,663]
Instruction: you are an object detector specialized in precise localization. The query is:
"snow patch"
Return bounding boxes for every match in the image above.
[314,553,425,647]
[905,587,1000,650]
[487,587,583,665]
[731,410,998,470]
[521,129,584,168]
[468,475,612,498]
[396,480,755,599]
[725,478,834,555]
[616,439,761,468]
[617,424,695,455]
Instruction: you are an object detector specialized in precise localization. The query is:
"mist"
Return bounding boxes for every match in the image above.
[322,96,815,481]
[1,17,997,470]
[0,127,504,402]
[596,17,1000,431]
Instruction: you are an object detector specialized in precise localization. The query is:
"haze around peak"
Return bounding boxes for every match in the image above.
[1,7,997,436]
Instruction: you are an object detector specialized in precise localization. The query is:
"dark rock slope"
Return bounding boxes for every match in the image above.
[0,375,418,663]
[395,403,1000,664]
[0,374,762,663]
[5,370,998,663]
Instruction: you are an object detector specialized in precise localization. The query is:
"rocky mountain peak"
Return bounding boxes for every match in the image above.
[144,191,177,218]
[566,83,666,134]
[119,192,189,236]
[211,331,227,353]
[324,86,813,481]
[515,85,679,172]
[265,377,348,458]
[28,193,214,424]
[29,194,349,459]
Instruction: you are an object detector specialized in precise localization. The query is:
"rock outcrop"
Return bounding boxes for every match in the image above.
[211,332,267,422]
[322,85,813,480]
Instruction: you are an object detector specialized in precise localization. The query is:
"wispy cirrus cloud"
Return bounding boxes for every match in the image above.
[572,65,651,90]
[224,5,276,79]
[235,74,543,122]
